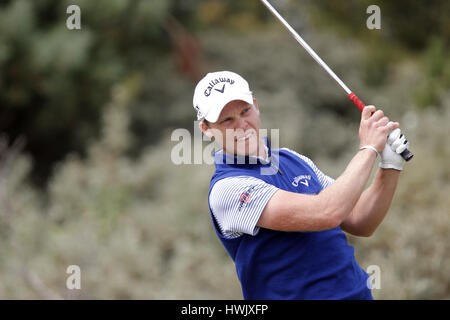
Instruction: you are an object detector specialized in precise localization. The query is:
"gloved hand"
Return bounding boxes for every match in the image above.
[379,128,409,171]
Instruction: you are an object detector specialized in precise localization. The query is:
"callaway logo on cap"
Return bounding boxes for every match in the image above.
[193,71,253,123]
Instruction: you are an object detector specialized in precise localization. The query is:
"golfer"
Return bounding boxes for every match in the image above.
[193,70,409,300]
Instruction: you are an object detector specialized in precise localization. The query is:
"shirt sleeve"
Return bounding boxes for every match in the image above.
[282,148,335,189]
[209,176,279,239]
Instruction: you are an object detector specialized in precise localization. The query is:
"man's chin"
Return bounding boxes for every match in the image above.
[223,136,262,158]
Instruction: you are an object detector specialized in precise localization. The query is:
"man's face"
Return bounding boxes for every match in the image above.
[204,98,263,157]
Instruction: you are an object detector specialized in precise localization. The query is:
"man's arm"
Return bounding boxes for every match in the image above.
[341,127,410,237]
[340,168,400,237]
[258,148,378,232]
[257,106,399,232]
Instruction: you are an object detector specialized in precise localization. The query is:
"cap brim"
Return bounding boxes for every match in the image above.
[204,92,254,123]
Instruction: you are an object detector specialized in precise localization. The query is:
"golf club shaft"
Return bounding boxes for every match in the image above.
[260,0,413,161]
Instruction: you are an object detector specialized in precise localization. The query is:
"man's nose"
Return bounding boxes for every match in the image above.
[235,117,248,130]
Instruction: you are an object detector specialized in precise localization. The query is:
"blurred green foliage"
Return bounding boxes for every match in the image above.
[308,0,450,107]
[308,0,450,50]
[0,0,449,299]
[0,0,172,183]
[415,37,450,108]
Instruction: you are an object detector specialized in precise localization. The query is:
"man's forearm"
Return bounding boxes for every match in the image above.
[341,168,400,236]
[318,149,377,227]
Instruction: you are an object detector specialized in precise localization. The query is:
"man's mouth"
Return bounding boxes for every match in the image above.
[236,131,254,142]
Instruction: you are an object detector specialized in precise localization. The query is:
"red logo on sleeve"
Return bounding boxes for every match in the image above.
[238,185,256,211]
[239,192,251,204]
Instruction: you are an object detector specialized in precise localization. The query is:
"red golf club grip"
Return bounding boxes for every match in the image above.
[348,92,365,111]
[348,92,414,161]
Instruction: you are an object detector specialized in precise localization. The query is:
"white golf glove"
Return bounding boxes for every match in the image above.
[379,128,410,171]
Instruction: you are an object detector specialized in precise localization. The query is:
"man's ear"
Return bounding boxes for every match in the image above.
[199,120,214,139]
[253,97,260,114]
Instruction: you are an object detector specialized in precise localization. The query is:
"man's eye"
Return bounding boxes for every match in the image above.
[221,118,231,123]
[243,108,250,113]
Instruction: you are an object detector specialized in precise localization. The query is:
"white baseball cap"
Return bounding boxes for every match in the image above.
[193,71,254,123]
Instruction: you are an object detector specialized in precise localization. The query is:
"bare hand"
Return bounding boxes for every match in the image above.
[359,105,399,153]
